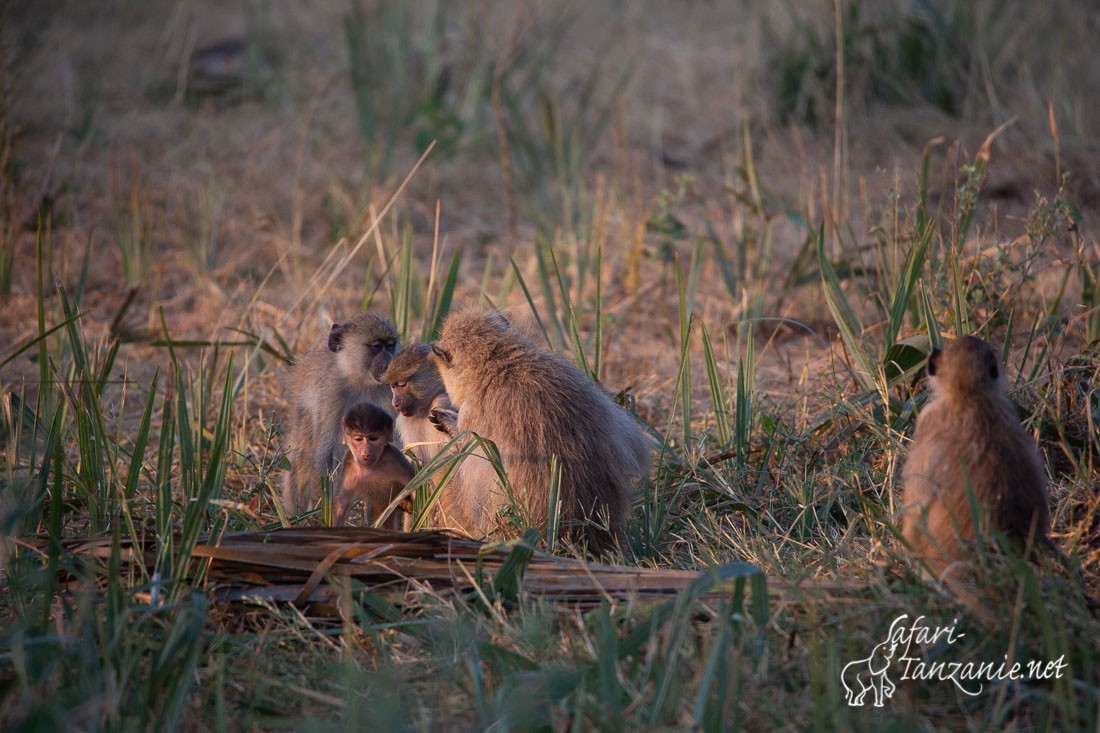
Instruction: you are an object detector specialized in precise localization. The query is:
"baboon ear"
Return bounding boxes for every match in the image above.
[327,323,345,352]
[431,343,453,366]
[927,347,942,376]
[984,349,999,381]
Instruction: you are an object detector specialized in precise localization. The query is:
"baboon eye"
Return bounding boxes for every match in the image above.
[395,381,408,389]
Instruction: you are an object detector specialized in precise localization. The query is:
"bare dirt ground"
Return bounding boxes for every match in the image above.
[3,0,1098,531]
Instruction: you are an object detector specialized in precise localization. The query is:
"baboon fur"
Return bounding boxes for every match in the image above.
[431,307,653,552]
[901,335,1050,614]
[283,313,399,514]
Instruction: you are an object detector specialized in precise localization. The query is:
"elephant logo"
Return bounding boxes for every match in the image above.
[841,634,899,707]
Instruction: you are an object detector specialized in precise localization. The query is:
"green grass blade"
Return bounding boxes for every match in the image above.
[675,257,693,450]
[733,322,755,470]
[700,323,731,447]
[154,372,177,584]
[510,256,555,349]
[885,228,932,347]
[546,454,562,553]
[481,527,539,606]
[816,222,878,391]
[37,401,67,630]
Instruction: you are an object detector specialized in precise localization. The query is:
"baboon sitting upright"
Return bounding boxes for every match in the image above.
[335,402,414,528]
[901,335,1051,619]
[283,313,399,514]
[430,307,653,552]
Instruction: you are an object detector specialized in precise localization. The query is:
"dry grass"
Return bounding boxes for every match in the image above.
[2,1,1099,730]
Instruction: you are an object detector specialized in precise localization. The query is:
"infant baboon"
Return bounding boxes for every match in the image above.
[335,402,415,528]
[901,336,1050,605]
[384,344,458,466]
[430,307,653,552]
[283,313,399,514]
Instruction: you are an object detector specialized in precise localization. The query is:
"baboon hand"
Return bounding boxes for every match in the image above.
[429,407,458,436]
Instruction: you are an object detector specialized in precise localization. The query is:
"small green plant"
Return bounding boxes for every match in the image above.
[772,1,971,124]
[109,159,160,288]
[343,1,493,183]
[184,176,228,276]
[500,32,632,242]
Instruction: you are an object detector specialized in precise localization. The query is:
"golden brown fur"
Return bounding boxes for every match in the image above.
[283,313,399,514]
[430,307,653,552]
[334,403,414,527]
[901,336,1049,611]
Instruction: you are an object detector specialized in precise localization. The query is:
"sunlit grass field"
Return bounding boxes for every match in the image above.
[1,1,1098,729]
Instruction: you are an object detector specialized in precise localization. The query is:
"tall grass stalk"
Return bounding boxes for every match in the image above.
[734,323,755,471]
[816,222,878,392]
[109,158,158,288]
[700,324,732,449]
[673,243,704,451]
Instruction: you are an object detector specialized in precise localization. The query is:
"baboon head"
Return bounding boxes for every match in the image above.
[343,402,394,467]
[430,308,521,406]
[385,344,445,417]
[328,313,399,382]
[928,335,1003,397]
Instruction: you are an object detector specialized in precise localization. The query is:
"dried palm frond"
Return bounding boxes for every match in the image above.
[28,527,867,616]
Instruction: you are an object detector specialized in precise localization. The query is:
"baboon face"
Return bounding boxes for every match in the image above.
[390,380,417,416]
[344,426,390,467]
[328,315,398,382]
[385,344,440,416]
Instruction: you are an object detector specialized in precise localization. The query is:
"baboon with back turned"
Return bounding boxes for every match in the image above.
[901,336,1050,611]
[430,307,653,552]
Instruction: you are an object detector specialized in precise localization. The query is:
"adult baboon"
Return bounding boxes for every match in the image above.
[283,313,398,514]
[430,307,652,551]
[902,335,1049,573]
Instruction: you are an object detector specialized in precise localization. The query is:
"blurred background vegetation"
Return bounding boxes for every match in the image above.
[1,1,1098,729]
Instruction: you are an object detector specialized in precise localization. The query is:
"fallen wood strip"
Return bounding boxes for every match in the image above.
[30,527,870,614]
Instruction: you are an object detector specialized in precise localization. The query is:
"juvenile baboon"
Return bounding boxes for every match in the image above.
[334,402,414,527]
[283,313,399,514]
[901,336,1050,606]
[384,343,458,466]
[430,307,653,552]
